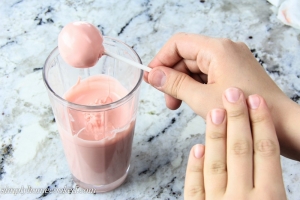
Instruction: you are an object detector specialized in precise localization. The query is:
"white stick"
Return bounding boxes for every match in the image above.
[104,50,152,72]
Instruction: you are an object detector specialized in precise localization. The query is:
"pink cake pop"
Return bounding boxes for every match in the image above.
[58,21,105,68]
[58,21,151,72]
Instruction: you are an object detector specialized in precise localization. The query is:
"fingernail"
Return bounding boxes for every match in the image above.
[211,109,225,125]
[225,88,241,103]
[248,95,260,109]
[151,69,166,88]
[194,144,204,159]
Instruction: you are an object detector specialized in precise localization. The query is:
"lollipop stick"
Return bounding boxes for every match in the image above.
[104,50,152,72]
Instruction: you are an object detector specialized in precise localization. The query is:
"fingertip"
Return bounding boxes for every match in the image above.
[223,87,243,103]
[148,58,159,68]
[143,71,149,83]
[193,144,205,159]
[247,94,272,117]
[165,94,182,110]
[210,109,226,125]
[248,94,261,110]
[247,94,274,126]
[148,67,167,88]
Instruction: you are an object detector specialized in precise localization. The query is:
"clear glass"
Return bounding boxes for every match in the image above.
[43,37,143,193]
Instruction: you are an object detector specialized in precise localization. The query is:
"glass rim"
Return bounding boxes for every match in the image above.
[42,36,143,111]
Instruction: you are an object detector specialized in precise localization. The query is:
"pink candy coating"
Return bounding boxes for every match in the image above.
[58,21,105,68]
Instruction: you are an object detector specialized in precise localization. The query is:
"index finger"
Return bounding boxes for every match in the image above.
[148,33,214,74]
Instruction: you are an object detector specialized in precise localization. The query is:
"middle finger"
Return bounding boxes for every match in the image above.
[223,88,253,193]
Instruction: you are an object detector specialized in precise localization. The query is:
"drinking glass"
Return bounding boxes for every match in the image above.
[43,37,143,192]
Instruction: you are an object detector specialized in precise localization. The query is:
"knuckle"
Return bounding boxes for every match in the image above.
[236,41,247,47]
[208,130,225,140]
[185,186,205,197]
[209,161,227,174]
[189,164,203,173]
[169,74,187,99]
[251,113,266,124]
[231,140,251,155]
[215,38,234,53]
[235,42,251,55]
[255,139,278,157]
[219,38,234,46]
[216,39,249,58]
[227,109,246,121]
[251,111,270,124]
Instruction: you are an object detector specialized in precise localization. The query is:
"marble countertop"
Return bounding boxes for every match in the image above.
[1,0,300,199]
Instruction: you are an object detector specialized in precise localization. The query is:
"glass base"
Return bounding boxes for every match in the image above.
[72,165,130,193]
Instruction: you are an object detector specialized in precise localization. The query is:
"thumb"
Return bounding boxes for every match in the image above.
[148,67,209,111]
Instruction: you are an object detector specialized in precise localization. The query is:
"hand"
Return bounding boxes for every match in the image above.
[144,33,287,116]
[184,88,286,200]
[144,33,300,160]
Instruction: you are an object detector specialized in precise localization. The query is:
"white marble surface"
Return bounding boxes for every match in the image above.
[0,0,300,199]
